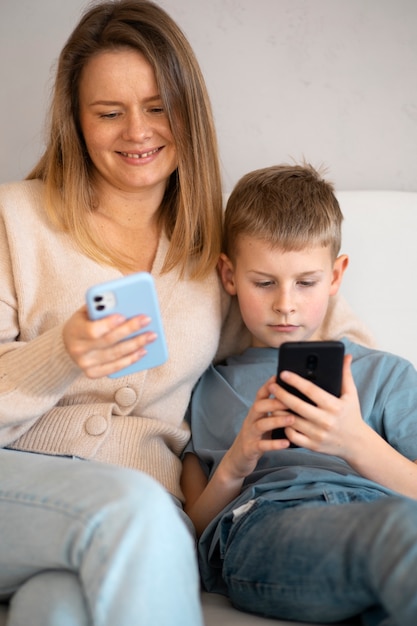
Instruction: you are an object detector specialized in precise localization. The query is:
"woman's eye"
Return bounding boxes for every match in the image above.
[100,112,119,119]
[149,106,165,115]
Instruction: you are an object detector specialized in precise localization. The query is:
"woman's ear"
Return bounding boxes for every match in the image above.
[329,254,349,296]
[217,253,237,295]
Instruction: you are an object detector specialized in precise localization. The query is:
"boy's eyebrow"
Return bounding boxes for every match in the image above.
[248,269,324,277]
[295,270,325,277]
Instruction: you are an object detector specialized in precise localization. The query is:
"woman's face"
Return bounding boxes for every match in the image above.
[78,48,177,197]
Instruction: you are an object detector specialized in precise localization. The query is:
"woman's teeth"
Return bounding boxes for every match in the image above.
[121,148,159,159]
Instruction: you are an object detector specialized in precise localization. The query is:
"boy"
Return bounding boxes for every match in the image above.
[181,164,417,626]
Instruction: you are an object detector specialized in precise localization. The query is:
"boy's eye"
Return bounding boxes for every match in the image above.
[298,280,316,287]
[254,281,274,288]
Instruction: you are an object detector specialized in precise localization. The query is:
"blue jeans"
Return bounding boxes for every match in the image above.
[0,449,203,626]
[219,491,417,625]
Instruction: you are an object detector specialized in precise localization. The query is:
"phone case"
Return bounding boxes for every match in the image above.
[272,341,345,441]
[86,272,168,378]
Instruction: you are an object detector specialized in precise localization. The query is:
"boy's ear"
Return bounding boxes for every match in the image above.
[217,253,237,295]
[329,254,349,295]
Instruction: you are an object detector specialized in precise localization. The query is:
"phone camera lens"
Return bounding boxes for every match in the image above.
[306,354,318,370]
[306,354,318,380]
[93,295,105,311]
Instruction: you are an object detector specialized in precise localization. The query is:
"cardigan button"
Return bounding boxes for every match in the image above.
[85,415,108,436]
[114,386,137,407]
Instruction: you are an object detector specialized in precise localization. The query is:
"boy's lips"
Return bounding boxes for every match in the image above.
[270,324,299,333]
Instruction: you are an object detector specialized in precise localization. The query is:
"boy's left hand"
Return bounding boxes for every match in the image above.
[270,354,366,457]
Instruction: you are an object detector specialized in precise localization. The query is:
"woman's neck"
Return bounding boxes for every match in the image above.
[91,190,163,273]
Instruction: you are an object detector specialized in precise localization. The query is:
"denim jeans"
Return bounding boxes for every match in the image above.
[0,449,203,626]
[219,491,417,625]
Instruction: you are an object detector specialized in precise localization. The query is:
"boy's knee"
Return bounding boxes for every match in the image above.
[378,496,417,525]
[367,496,417,555]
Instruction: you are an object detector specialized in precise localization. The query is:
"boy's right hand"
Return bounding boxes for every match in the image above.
[183,377,295,537]
[221,376,295,480]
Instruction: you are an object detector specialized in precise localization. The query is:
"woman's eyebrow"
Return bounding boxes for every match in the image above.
[89,94,162,106]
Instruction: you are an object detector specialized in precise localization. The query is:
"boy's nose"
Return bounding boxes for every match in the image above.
[273,292,295,315]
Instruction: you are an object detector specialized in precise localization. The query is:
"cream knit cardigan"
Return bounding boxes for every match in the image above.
[0,180,374,501]
[0,180,227,501]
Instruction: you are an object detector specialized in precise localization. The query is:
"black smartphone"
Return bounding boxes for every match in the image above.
[272,341,345,441]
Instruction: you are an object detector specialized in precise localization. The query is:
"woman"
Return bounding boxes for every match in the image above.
[0,1,222,624]
[0,1,372,625]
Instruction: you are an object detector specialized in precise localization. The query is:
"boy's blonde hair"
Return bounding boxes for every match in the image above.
[223,163,343,261]
[27,0,222,278]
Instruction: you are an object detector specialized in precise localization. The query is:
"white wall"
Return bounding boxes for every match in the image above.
[1,0,416,192]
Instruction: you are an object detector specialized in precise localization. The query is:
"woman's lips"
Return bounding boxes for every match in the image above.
[119,147,161,159]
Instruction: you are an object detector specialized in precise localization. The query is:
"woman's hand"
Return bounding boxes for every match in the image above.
[272,354,366,458]
[63,306,157,378]
[220,376,296,481]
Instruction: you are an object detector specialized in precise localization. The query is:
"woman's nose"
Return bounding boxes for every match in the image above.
[123,110,152,142]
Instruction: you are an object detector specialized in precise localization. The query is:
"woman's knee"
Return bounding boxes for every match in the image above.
[8,571,89,626]
[75,463,190,551]
[66,461,175,521]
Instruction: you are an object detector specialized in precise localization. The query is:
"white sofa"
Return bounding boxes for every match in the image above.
[1,191,416,625]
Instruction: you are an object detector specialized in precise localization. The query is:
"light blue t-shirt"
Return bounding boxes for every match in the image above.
[186,338,417,591]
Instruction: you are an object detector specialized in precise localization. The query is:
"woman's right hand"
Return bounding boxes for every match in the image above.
[63,306,157,378]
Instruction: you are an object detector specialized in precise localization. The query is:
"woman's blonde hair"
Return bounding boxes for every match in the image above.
[28,0,222,278]
[224,163,343,261]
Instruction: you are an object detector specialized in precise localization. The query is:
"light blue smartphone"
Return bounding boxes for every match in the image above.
[86,272,168,378]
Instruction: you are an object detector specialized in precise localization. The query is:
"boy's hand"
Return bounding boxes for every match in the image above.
[221,376,295,480]
[271,354,365,456]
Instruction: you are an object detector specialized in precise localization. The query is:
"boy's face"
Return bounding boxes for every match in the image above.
[219,236,348,348]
